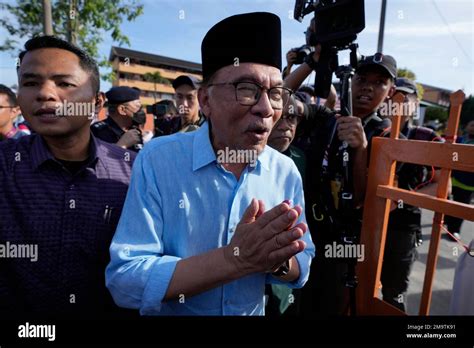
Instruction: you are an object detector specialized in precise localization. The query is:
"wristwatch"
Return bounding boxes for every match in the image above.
[272,259,290,277]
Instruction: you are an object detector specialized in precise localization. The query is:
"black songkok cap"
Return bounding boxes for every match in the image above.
[201,12,282,79]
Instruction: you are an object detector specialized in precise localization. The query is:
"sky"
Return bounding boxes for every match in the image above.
[0,0,473,95]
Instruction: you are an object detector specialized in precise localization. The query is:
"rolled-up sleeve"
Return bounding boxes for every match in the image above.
[266,167,315,288]
[105,152,180,315]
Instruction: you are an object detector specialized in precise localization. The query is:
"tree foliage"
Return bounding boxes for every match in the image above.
[397,67,424,99]
[424,106,449,123]
[143,71,170,103]
[0,0,143,81]
[460,95,474,126]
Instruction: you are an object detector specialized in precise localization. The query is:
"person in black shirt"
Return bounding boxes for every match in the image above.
[285,51,397,315]
[91,86,145,151]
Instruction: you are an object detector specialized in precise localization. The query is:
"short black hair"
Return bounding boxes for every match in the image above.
[18,36,100,94]
[0,84,17,106]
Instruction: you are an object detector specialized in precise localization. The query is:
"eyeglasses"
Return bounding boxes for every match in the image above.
[279,113,303,125]
[0,106,15,109]
[207,81,293,110]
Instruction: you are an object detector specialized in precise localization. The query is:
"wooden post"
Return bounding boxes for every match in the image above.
[419,90,465,315]
[355,90,472,315]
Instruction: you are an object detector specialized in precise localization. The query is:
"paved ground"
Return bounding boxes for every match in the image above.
[403,208,473,315]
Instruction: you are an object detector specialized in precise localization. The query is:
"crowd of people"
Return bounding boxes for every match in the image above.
[0,11,472,317]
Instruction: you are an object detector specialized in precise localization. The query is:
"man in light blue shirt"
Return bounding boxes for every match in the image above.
[106,12,315,316]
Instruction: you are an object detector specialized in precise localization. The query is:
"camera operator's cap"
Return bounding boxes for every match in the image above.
[396,77,418,96]
[201,12,282,79]
[172,75,201,90]
[105,86,141,105]
[357,53,397,78]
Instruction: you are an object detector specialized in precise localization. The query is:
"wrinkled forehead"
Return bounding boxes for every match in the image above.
[214,63,283,87]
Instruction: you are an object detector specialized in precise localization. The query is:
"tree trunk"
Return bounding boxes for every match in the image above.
[67,0,77,44]
[42,0,53,35]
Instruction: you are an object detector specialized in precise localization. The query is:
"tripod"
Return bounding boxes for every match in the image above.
[319,42,361,316]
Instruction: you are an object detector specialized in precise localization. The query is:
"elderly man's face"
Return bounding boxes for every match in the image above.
[268,98,303,153]
[199,63,283,155]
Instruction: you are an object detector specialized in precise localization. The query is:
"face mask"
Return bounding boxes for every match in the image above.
[132,108,147,126]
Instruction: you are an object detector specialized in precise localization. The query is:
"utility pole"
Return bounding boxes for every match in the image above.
[377,0,387,53]
[42,0,53,35]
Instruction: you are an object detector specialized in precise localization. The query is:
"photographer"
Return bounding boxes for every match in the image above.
[283,18,337,109]
[287,51,397,315]
[91,86,145,152]
[151,99,181,137]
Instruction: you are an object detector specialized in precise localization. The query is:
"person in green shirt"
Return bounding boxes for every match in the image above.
[266,94,306,316]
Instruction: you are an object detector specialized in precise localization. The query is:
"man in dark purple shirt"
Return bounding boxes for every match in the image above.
[0,36,136,318]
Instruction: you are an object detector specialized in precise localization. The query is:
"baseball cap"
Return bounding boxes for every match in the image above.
[395,77,418,95]
[172,75,201,90]
[357,53,397,79]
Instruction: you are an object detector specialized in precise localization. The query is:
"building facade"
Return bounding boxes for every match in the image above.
[107,46,202,130]
[110,46,202,105]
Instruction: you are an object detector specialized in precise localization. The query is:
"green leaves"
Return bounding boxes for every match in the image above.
[0,0,144,82]
[143,71,169,85]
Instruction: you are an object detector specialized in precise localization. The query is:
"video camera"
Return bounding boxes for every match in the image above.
[294,1,367,314]
[146,104,169,117]
[293,0,365,98]
[289,44,315,65]
[147,102,181,137]
[295,0,365,48]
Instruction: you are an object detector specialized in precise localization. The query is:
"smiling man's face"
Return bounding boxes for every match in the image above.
[199,63,284,155]
[17,48,96,138]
